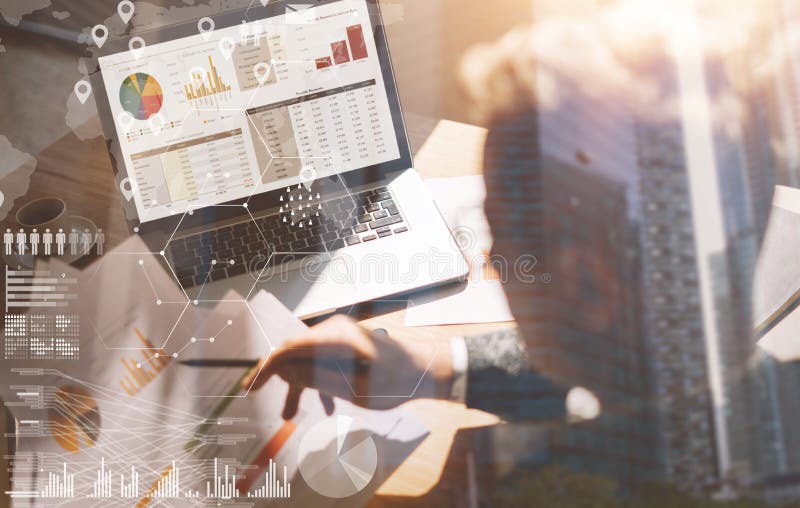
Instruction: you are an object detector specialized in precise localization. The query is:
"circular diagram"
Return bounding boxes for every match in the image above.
[298,415,377,498]
[119,72,163,120]
[47,385,101,452]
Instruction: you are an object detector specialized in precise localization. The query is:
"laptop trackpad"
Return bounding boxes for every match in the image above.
[255,259,357,318]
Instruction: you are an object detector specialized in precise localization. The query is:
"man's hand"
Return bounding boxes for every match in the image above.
[242,315,453,419]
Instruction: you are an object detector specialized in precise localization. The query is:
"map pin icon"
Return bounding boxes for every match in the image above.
[219,37,235,60]
[118,1,134,24]
[148,114,164,135]
[92,24,108,48]
[299,166,317,192]
[253,62,270,86]
[74,80,92,104]
[119,177,135,202]
[129,36,145,59]
[117,111,135,133]
[198,17,215,41]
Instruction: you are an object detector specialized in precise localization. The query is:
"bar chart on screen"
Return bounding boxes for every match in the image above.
[314,24,369,70]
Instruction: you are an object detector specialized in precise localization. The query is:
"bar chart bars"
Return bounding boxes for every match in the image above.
[206,458,239,499]
[315,24,368,71]
[315,56,333,69]
[144,462,180,499]
[246,459,291,499]
[331,40,351,65]
[184,55,233,106]
[40,464,75,498]
[5,268,77,312]
[118,327,171,396]
[88,458,113,498]
[120,466,139,498]
[347,25,368,60]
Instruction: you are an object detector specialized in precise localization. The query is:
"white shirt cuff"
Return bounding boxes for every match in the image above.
[449,336,468,403]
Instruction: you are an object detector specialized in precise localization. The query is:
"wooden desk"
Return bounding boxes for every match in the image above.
[1,118,507,505]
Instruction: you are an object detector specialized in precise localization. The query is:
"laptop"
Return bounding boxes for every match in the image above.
[89,0,468,318]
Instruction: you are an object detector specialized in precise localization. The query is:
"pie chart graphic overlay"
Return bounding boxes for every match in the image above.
[119,72,164,120]
[47,385,101,453]
[298,415,378,498]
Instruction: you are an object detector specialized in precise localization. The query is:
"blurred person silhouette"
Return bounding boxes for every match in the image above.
[244,7,777,500]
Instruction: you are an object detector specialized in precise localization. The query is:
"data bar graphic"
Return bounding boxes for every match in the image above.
[5,268,77,312]
[207,458,240,499]
[315,56,333,69]
[120,466,140,498]
[183,56,232,101]
[246,459,291,498]
[40,463,75,498]
[331,40,351,65]
[89,458,112,498]
[347,25,368,60]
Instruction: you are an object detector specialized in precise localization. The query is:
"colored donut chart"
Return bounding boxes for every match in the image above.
[119,72,163,121]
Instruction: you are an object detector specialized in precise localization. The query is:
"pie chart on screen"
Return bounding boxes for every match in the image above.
[298,415,378,498]
[119,72,163,120]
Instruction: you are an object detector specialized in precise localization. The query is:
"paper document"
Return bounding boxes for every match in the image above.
[405,175,514,326]
[754,185,800,361]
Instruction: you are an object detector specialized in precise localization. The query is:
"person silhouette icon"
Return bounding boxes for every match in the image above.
[3,228,12,256]
[29,228,40,256]
[16,228,26,255]
[56,228,67,256]
[43,228,53,256]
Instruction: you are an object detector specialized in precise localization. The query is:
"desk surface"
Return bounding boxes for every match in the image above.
[2,117,508,505]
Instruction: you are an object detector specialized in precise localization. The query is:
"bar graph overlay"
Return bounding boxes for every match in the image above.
[183,55,233,106]
[5,458,293,501]
[40,464,75,498]
[118,327,171,396]
[88,457,113,498]
[143,462,180,499]
[120,466,140,498]
[5,268,77,312]
[246,459,291,499]
[315,24,368,71]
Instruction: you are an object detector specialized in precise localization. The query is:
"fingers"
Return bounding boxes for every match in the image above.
[242,315,375,391]
[282,385,303,420]
[320,393,335,415]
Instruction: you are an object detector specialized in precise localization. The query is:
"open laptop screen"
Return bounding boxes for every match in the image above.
[97,0,401,223]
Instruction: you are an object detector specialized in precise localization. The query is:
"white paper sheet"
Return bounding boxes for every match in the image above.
[405,175,514,326]
[754,185,800,361]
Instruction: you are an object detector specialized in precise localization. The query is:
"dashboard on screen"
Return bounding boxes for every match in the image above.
[97,0,401,223]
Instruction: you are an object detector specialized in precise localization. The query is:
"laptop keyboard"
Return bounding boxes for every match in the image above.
[167,187,409,289]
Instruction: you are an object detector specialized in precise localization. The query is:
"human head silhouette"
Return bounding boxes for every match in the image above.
[58,228,63,233]
[46,228,50,233]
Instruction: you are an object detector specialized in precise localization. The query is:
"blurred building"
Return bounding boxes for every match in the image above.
[532,79,661,490]
[635,116,718,492]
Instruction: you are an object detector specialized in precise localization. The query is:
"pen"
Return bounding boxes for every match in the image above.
[178,357,371,372]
